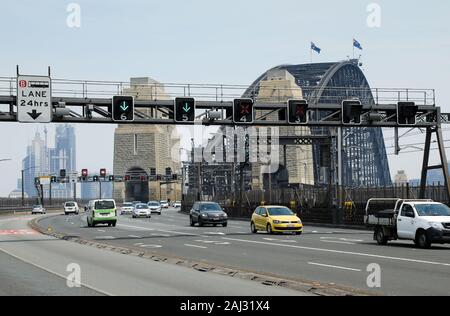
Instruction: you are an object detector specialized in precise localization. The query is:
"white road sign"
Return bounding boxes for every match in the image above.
[17,75,52,123]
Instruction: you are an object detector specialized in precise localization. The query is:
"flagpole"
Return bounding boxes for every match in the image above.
[352,39,355,59]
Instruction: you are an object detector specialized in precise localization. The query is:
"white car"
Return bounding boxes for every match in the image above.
[173,201,182,208]
[160,201,169,209]
[132,203,151,218]
[120,202,134,215]
[148,201,162,215]
[31,205,46,215]
[64,201,79,215]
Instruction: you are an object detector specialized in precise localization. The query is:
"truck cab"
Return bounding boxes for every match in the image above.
[365,199,450,248]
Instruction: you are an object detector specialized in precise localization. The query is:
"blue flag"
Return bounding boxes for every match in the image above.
[353,39,363,50]
[311,42,321,54]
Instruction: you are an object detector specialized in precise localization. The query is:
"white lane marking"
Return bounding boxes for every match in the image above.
[118,223,198,237]
[222,237,450,268]
[133,243,144,246]
[97,230,106,233]
[194,240,231,245]
[94,236,116,240]
[139,244,162,248]
[321,240,356,245]
[263,238,297,243]
[308,262,362,272]
[0,245,113,296]
[205,232,225,235]
[184,244,207,249]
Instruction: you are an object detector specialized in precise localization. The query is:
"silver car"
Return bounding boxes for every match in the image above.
[31,205,46,215]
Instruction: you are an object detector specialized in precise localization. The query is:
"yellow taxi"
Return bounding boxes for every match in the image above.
[251,205,303,235]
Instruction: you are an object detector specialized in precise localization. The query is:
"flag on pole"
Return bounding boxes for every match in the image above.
[311,42,321,54]
[353,38,363,50]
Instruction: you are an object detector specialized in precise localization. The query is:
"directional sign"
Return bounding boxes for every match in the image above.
[17,75,52,123]
[175,98,196,123]
[112,96,134,122]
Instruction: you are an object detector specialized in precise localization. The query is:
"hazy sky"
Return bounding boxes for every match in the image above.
[0,0,449,195]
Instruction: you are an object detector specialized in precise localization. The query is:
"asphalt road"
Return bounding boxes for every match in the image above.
[37,208,450,296]
[0,214,304,296]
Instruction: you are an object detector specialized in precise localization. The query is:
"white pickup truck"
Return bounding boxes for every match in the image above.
[365,199,450,248]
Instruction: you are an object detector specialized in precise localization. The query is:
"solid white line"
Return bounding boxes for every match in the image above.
[0,246,113,296]
[222,237,450,267]
[320,240,356,245]
[184,244,207,249]
[308,262,362,272]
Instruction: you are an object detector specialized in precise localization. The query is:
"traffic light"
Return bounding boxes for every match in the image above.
[342,100,363,125]
[81,169,88,181]
[51,176,57,183]
[140,175,148,182]
[124,175,131,182]
[112,96,134,122]
[93,175,99,182]
[108,175,115,182]
[60,169,66,177]
[172,174,178,181]
[233,99,254,124]
[174,97,196,123]
[288,99,309,124]
[34,177,40,186]
[165,167,172,176]
[397,102,418,125]
[150,168,157,176]
[100,168,107,177]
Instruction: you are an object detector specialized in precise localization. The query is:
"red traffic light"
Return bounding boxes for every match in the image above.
[100,168,107,177]
[81,169,88,177]
[124,175,131,182]
[288,99,308,124]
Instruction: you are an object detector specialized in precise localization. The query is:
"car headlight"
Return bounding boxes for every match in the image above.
[201,213,208,217]
[222,213,228,218]
[430,222,444,230]
[273,220,281,224]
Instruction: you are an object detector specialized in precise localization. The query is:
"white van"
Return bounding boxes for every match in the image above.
[64,201,79,215]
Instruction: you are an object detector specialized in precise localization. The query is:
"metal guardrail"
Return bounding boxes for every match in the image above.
[0,76,436,105]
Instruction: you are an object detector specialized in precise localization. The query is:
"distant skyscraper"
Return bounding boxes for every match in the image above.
[22,131,48,198]
[20,125,77,199]
[48,124,77,199]
[81,182,113,200]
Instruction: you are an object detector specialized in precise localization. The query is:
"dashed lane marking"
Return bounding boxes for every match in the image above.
[184,244,207,249]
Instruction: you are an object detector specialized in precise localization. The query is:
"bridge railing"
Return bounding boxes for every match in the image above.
[0,77,436,105]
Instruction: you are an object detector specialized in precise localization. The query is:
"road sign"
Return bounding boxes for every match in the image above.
[288,99,308,124]
[39,176,51,185]
[233,99,254,124]
[17,75,52,123]
[112,96,134,122]
[342,100,363,125]
[175,98,196,122]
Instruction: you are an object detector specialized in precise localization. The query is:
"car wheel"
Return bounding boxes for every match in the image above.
[251,222,257,233]
[222,222,227,227]
[112,222,117,227]
[199,219,204,227]
[213,224,217,227]
[375,227,388,245]
[295,231,302,235]
[267,224,273,235]
[190,216,195,227]
[415,230,431,249]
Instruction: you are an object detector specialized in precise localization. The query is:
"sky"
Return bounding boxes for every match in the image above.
[0,0,449,196]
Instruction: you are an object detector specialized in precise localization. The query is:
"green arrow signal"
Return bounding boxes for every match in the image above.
[183,103,191,113]
[120,101,129,112]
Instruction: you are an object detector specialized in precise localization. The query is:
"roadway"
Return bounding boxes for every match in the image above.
[35,207,450,296]
[0,214,304,296]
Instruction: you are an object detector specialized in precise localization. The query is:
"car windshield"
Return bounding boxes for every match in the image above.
[33,205,42,208]
[65,202,76,207]
[267,207,294,216]
[123,203,133,207]
[148,202,160,206]
[415,204,450,217]
[200,203,222,212]
[136,204,149,209]
[95,201,115,210]
[160,201,167,203]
